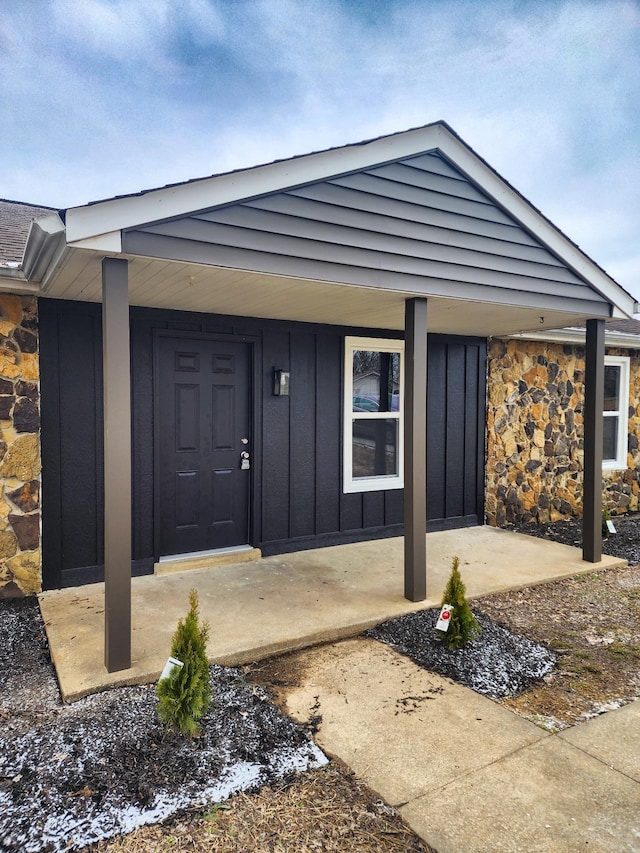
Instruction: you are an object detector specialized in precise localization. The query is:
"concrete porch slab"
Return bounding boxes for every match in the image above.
[38,526,625,702]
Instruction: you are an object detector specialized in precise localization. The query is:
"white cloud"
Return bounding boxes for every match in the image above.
[1,0,638,293]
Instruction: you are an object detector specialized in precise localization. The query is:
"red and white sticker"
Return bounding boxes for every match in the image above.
[436,604,453,632]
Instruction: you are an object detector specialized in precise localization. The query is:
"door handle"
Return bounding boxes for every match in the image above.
[240,451,250,470]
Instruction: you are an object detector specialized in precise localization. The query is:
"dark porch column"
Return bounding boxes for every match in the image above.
[583,318,604,563]
[404,298,428,601]
[102,257,132,672]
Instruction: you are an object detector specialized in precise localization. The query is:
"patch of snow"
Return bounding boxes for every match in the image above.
[0,667,327,853]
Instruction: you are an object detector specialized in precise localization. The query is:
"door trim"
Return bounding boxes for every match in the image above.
[152,329,262,562]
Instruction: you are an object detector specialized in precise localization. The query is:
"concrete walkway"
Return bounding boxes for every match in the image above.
[39,526,625,701]
[282,637,640,853]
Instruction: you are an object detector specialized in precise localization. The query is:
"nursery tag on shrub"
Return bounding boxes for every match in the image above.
[606,520,616,534]
[159,656,184,682]
[436,604,453,632]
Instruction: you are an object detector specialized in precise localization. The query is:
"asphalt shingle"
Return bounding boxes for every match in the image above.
[0,199,56,265]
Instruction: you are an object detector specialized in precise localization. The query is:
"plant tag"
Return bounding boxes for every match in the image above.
[606,519,616,534]
[436,604,453,632]
[159,656,184,682]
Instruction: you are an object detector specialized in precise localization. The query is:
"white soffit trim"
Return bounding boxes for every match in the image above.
[507,327,640,349]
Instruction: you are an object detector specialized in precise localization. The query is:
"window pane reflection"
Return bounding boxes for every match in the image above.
[603,416,618,461]
[352,350,400,413]
[352,419,398,477]
[604,365,620,412]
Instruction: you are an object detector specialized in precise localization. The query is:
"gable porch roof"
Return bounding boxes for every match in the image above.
[10,121,637,336]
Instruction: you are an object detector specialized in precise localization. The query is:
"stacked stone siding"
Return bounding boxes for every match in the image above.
[0,295,41,598]
[486,337,640,527]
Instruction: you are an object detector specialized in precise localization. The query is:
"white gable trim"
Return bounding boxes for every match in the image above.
[35,122,638,319]
[65,124,450,243]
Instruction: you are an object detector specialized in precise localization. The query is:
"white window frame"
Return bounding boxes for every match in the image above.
[602,355,629,470]
[343,336,404,493]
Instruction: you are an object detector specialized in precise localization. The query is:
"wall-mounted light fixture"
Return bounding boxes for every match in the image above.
[273,369,290,396]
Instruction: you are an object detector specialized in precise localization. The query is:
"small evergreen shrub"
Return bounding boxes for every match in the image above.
[437,556,481,650]
[157,588,211,737]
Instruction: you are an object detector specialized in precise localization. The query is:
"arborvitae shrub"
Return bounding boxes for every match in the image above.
[437,556,481,650]
[157,588,211,737]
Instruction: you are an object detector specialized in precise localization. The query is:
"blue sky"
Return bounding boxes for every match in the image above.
[2,0,639,296]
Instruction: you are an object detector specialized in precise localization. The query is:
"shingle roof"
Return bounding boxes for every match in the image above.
[0,199,56,265]
[571,318,640,336]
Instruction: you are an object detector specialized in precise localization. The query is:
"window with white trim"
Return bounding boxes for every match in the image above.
[344,337,404,493]
[603,355,629,470]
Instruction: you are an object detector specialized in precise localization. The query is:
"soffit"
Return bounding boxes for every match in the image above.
[42,248,606,337]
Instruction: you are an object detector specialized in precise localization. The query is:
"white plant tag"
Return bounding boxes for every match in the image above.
[606,520,616,534]
[436,604,453,632]
[159,656,184,682]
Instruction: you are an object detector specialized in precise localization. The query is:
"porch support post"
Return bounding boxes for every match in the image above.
[102,257,132,672]
[583,318,604,563]
[404,297,428,601]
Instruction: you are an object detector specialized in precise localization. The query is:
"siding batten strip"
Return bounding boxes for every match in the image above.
[102,257,132,672]
[583,318,604,562]
[404,298,428,601]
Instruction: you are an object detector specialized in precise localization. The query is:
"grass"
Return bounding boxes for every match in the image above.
[607,642,640,660]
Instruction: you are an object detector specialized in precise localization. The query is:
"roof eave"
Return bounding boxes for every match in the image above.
[507,326,640,349]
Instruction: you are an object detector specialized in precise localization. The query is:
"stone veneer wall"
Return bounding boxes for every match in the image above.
[0,294,41,597]
[486,337,640,527]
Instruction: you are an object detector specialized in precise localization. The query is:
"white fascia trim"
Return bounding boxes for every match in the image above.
[64,124,451,243]
[506,327,640,349]
[68,230,122,252]
[433,135,636,320]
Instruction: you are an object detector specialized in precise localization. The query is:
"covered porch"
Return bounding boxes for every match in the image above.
[23,122,637,674]
[39,525,626,702]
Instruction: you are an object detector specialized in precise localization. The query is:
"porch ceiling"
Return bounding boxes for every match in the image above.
[43,247,600,337]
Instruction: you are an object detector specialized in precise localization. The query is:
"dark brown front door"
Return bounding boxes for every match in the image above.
[157,336,251,556]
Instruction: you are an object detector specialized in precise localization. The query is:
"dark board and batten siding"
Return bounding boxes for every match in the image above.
[123,152,607,315]
[38,299,486,588]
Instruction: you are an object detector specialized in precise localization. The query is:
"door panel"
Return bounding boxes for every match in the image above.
[158,336,251,556]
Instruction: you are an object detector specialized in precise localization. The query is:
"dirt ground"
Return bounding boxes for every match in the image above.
[2,516,640,852]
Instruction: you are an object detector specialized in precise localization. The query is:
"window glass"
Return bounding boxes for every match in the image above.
[352,419,399,477]
[603,415,618,461]
[603,365,620,412]
[352,351,400,413]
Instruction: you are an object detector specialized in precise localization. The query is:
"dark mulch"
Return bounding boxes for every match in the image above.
[367,609,556,698]
[0,599,325,853]
[506,512,640,564]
